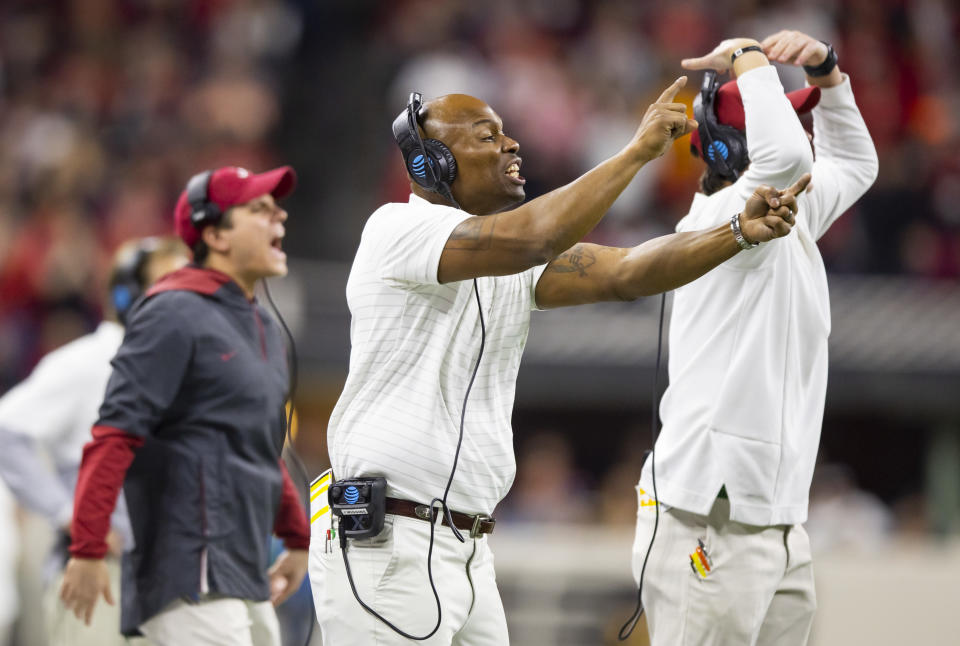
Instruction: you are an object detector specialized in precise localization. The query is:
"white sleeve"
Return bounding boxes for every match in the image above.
[682,66,814,232]
[371,203,471,288]
[528,263,550,311]
[805,75,879,239]
[734,65,814,209]
[0,428,73,526]
[0,353,83,442]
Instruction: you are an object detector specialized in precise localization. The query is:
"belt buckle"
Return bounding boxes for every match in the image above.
[414,504,433,521]
[469,514,491,539]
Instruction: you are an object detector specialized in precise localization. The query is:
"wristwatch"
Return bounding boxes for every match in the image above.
[730,212,759,250]
[803,41,838,77]
[730,45,763,64]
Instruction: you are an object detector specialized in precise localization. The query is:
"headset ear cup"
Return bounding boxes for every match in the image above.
[405,150,437,189]
[711,124,748,175]
[423,139,457,186]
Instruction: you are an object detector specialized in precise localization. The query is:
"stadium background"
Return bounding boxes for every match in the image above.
[0,0,958,644]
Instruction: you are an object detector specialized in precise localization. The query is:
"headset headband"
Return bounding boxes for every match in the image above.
[410,93,442,189]
[694,71,739,180]
[185,170,221,228]
[393,93,441,189]
[391,92,460,209]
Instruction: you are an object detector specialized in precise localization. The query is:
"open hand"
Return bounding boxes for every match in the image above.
[631,76,698,162]
[761,30,828,67]
[739,173,812,244]
[60,557,114,626]
[682,38,762,72]
[267,548,308,606]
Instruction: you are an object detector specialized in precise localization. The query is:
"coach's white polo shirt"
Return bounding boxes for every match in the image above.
[328,194,547,517]
[640,67,878,526]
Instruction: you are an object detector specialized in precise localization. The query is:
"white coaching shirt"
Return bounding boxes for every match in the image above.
[0,321,126,528]
[329,194,547,517]
[640,67,878,526]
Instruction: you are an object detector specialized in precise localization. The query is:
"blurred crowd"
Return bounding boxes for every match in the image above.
[499,427,904,553]
[372,0,960,279]
[1,0,958,388]
[0,0,303,389]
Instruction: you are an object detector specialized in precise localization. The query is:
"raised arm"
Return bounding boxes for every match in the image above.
[762,30,878,238]
[683,36,813,211]
[536,175,810,308]
[436,77,697,284]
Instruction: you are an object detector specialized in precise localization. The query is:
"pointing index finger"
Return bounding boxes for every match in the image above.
[657,76,687,103]
[783,173,812,198]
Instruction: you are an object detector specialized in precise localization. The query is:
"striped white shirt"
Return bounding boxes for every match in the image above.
[328,194,547,516]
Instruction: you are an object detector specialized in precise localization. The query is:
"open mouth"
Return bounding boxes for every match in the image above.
[270,236,284,253]
[505,159,525,184]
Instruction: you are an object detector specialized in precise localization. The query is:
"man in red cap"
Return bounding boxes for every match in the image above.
[60,166,310,646]
[630,31,878,645]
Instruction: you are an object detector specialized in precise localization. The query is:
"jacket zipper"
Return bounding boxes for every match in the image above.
[252,305,267,360]
[198,462,209,596]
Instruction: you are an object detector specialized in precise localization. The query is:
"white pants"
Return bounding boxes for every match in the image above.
[632,488,816,646]
[139,597,281,646]
[310,515,509,645]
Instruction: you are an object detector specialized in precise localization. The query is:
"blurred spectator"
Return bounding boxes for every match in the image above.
[806,463,894,554]
[596,442,650,527]
[502,431,591,524]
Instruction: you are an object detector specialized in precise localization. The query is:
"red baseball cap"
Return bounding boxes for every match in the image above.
[174,166,297,247]
[691,81,821,158]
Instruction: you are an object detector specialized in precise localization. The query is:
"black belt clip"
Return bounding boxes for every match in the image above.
[329,477,387,541]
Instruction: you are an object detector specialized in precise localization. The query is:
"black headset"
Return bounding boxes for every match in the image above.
[692,71,749,181]
[109,238,160,325]
[185,170,222,229]
[391,92,459,207]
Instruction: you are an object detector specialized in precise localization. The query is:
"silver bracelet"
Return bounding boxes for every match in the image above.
[730,212,759,250]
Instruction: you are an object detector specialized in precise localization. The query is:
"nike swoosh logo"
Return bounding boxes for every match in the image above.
[220,351,237,362]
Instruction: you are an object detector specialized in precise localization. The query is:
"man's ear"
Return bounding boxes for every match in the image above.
[201,224,230,254]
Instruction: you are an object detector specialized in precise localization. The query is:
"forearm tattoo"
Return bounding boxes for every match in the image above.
[546,244,596,277]
[447,216,496,250]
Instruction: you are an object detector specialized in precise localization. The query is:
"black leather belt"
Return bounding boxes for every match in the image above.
[385,498,496,538]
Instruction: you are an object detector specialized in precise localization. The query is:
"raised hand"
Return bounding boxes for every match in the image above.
[761,30,828,67]
[739,173,812,244]
[631,76,698,162]
[681,38,762,72]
